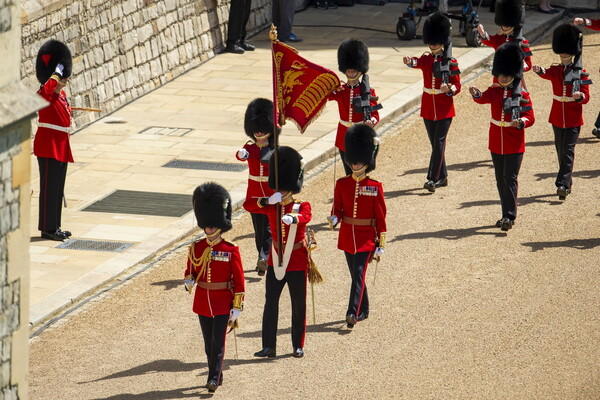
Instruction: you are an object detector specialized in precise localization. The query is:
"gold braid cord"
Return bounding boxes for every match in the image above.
[306,229,324,284]
[378,232,387,249]
[188,244,213,284]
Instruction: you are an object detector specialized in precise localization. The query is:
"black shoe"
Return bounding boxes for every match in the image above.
[293,347,304,358]
[254,347,276,358]
[357,312,369,322]
[57,228,72,237]
[592,127,600,139]
[424,180,436,193]
[206,379,219,392]
[255,259,267,276]
[315,1,328,9]
[346,314,357,329]
[500,218,513,232]
[495,219,503,228]
[287,33,303,43]
[41,230,68,241]
[557,186,570,200]
[433,178,448,188]
[326,1,337,8]
[238,41,255,51]
[223,43,245,54]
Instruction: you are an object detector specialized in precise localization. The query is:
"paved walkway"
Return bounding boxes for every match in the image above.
[28,2,564,325]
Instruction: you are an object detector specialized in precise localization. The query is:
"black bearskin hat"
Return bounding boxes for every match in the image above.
[337,38,369,74]
[423,12,452,46]
[494,0,524,28]
[192,182,233,233]
[36,40,73,85]
[268,146,304,194]
[244,98,277,143]
[344,124,379,173]
[492,42,525,79]
[552,23,583,56]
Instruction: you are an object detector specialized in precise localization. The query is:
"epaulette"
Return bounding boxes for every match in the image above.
[369,177,381,183]
[550,63,561,67]
[422,51,433,57]
[245,140,254,146]
[222,238,237,247]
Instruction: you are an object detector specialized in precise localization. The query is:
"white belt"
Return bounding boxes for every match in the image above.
[38,122,72,133]
[553,95,575,103]
[249,175,268,182]
[491,119,512,128]
[339,120,354,128]
[423,87,443,95]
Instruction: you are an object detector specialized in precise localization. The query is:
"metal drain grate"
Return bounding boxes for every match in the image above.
[82,190,192,217]
[56,239,134,252]
[139,126,193,136]
[163,159,247,172]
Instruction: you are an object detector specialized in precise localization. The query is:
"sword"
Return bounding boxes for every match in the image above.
[233,328,239,361]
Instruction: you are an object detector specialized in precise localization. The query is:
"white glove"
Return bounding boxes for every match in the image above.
[237,148,249,160]
[184,279,195,292]
[327,215,339,229]
[374,247,384,257]
[55,63,64,77]
[229,308,241,324]
[282,214,294,225]
[267,192,282,204]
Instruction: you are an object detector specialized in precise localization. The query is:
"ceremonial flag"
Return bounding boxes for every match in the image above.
[272,38,340,133]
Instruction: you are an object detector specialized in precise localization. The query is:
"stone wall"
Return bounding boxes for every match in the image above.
[0,121,27,400]
[20,0,273,128]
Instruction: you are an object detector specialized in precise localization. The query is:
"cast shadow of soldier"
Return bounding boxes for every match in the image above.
[522,237,600,252]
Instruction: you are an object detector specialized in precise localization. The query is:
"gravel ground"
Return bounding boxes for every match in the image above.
[30,17,600,400]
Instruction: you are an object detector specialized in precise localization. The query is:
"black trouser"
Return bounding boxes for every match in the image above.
[552,125,580,189]
[198,314,229,384]
[491,152,523,221]
[273,0,295,40]
[261,267,307,349]
[226,0,252,45]
[338,149,352,176]
[37,157,68,232]
[423,118,452,182]
[345,251,370,318]
[251,212,271,261]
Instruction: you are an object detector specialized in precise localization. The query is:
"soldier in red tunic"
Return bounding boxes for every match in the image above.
[184,182,245,393]
[573,17,600,139]
[328,124,386,329]
[236,98,276,276]
[533,24,591,201]
[247,146,311,359]
[34,40,74,241]
[328,39,380,176]
[477,0,533,82]
[469,42,535,232]
[403,12,461,192]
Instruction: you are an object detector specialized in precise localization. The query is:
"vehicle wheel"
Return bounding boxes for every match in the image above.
[466,27,482,47]
[396,18,416,41]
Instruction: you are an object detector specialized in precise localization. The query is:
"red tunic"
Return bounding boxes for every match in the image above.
[328,83,380,151]
[331,175,387,254]
[34,76,74,163]
[184,238,245,317]
[246,199,311,271]
[473,85,535,154]
[407,53,461,121]
[536,64,590,128]
[236,142,274,211]
[481,34,533,72]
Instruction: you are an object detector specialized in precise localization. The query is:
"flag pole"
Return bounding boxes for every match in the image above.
[270,25,283,265]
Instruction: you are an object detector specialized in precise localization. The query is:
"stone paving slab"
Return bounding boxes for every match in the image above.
[28,2,564,326]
